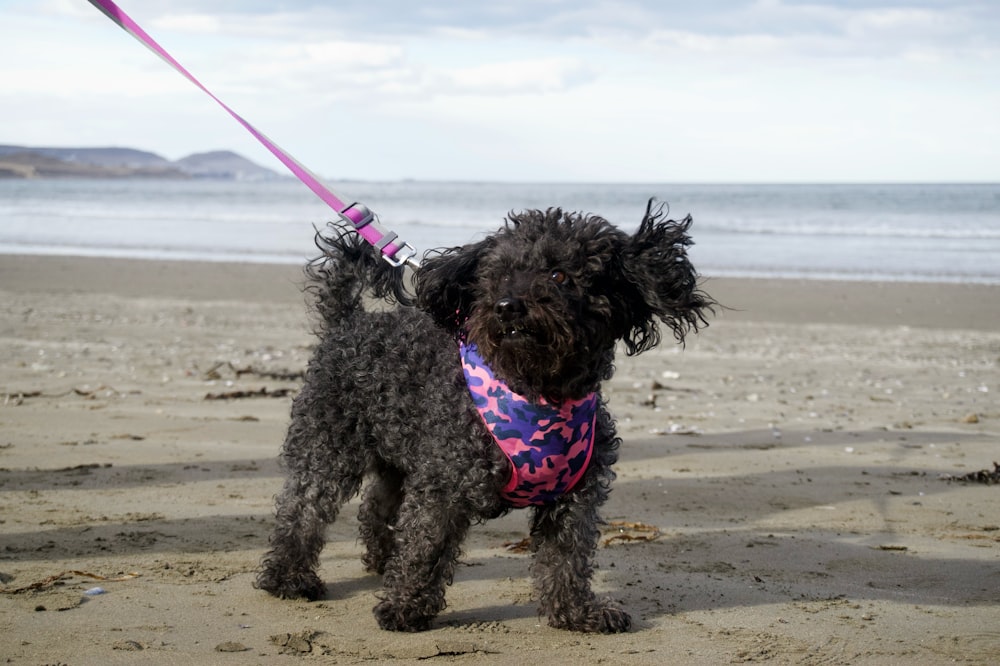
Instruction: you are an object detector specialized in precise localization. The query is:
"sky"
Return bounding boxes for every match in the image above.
[1,0,998,183]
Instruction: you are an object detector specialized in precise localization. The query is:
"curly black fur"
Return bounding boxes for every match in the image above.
[257,201,712,633]
[417,200,712,401]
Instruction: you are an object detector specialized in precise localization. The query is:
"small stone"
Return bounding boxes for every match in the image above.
[961,412,980,424]
[215,641,250,653]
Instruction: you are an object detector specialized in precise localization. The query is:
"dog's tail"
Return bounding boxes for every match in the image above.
[305,223,414,326]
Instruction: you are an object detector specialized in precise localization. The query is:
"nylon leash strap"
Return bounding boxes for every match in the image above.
[86,0,420,269]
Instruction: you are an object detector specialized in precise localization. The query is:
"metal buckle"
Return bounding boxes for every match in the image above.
[383,242,421,270]
[340,202,420,270]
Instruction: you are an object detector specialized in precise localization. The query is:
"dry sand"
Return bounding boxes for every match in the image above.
[1,254,998,664]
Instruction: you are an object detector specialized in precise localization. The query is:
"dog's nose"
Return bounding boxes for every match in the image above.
[494,298,524,322]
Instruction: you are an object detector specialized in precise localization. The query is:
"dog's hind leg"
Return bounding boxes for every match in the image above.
[372,486,472,631]
[359,461,405,575]
[256,423,366,601]
[529,481,632,633]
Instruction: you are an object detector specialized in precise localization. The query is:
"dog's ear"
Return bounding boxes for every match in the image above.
[615,199,713,354]
[414,237,495,334]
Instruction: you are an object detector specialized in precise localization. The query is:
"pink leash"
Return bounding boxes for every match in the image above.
[86,0,420,269]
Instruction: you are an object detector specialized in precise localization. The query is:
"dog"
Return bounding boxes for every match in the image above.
[256,200,712,633]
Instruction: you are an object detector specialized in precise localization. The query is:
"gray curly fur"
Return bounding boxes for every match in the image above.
[256,200,712,633]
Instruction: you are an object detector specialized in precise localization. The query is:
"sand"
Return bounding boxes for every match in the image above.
[1,254,998,664]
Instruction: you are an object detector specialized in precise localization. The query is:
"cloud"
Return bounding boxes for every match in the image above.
[3,0,998,181]
[152,13,223,34]
[440,58,595,95]
[521,1,994,70]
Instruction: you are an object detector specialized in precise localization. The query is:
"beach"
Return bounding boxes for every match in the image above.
[1,254,998,664]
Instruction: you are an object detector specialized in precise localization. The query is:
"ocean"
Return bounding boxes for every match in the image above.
[1,179,998,284]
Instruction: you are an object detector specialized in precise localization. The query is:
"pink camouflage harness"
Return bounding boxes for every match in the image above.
[460,343,597,507]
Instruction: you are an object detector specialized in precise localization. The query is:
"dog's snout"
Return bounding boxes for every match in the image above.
[494,297,524,322]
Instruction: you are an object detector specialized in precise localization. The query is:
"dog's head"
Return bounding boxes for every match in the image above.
[415,199,712,402]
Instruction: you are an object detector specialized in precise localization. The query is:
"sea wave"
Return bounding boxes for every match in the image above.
[693,220,1000,240]
[3,179,998,283]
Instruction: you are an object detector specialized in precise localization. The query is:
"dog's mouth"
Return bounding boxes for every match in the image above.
[499,322,534,341]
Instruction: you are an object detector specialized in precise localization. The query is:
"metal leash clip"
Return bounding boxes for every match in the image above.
[339,203,421,269]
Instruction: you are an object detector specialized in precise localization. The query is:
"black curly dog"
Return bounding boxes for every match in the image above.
[257,201,712,632]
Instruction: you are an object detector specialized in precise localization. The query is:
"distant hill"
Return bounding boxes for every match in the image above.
[0,145,282,180]
[173,150,280,180]
[0,149,186,179]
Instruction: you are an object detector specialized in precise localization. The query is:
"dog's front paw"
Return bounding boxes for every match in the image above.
[256,569,326,601]
[593,603,632,633]
[547,599,632,634]
[373,599,433,632]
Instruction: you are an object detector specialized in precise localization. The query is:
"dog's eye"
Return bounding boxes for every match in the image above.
[549,270,568,285]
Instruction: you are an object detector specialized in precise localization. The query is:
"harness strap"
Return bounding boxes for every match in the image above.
[86,0,420,269]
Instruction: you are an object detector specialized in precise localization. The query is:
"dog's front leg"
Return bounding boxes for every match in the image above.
[373,491,471,632]
[529,490,631,633]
